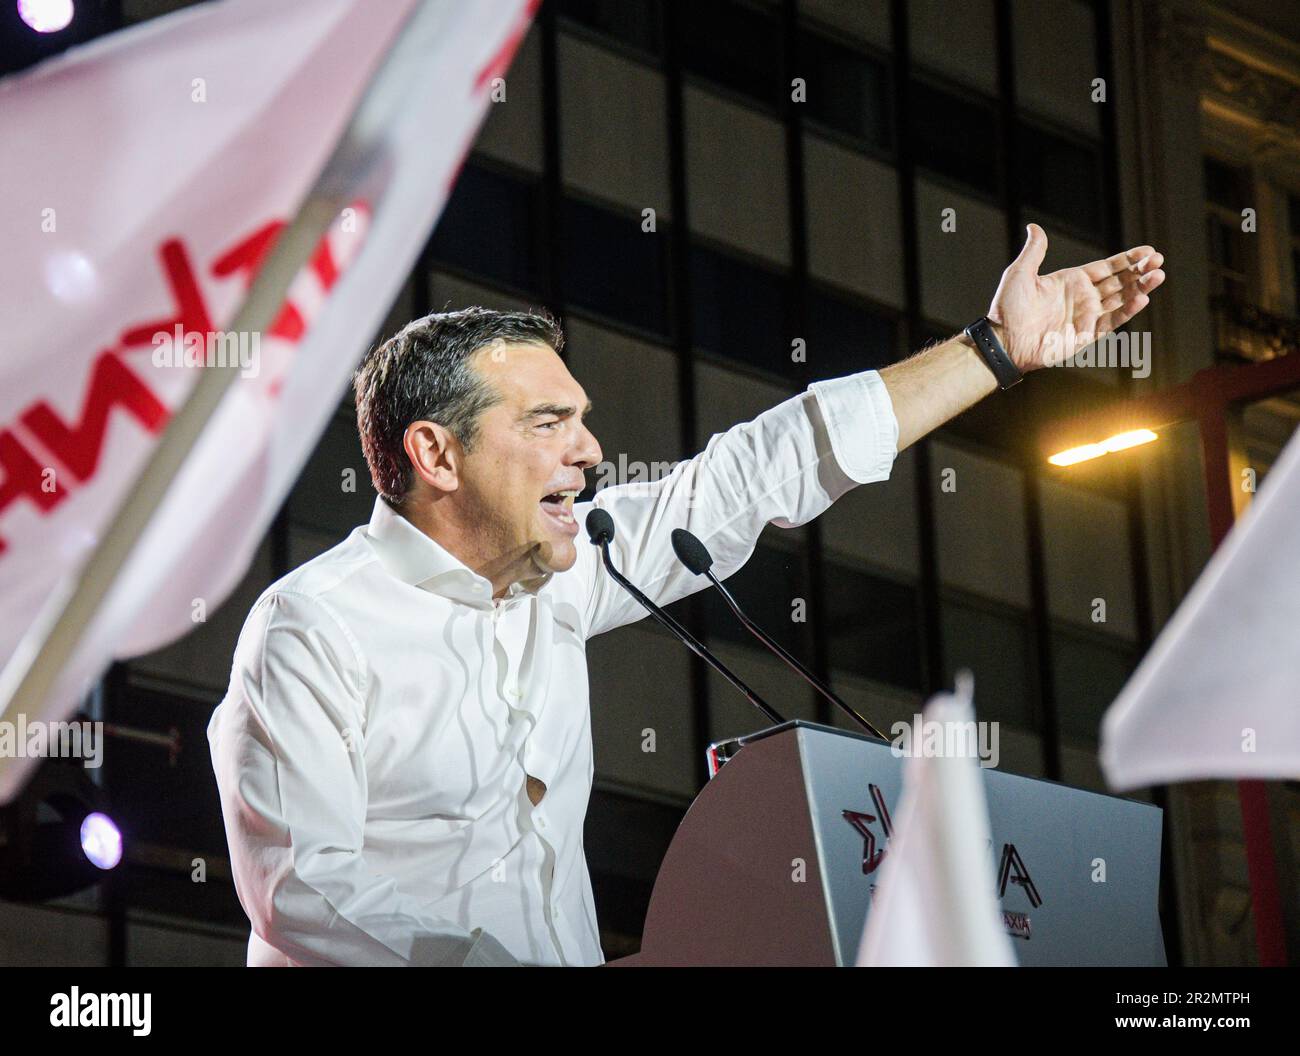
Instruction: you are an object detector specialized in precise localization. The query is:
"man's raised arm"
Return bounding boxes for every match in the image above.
[575,225,1165,640]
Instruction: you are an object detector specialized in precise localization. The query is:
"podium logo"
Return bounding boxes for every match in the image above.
[50,988,151,1036]
[843,792,1043,935]
[998,842,1042,908]
[842,784,894,875]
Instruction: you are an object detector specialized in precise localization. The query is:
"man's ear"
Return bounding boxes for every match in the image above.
[403,420,461,495]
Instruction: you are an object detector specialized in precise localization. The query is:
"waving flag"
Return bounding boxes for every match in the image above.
[0,0,536,801]
[857,679,1017,967]
[1102,425,1300,789]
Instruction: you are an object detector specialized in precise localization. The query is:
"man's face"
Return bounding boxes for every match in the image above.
[456,340,602,582]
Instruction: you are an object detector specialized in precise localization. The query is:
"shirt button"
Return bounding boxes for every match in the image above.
[537,816,547,829]
[506,685,521,699]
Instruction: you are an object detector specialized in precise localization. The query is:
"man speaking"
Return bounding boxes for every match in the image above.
[207,225,1165,966]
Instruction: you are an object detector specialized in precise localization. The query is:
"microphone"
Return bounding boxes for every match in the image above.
[670,528,885,740]
[584,509,785,727]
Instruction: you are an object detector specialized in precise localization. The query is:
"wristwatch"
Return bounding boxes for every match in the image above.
[964,316,1022,390]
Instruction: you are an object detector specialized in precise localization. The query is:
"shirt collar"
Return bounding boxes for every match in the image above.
[364,497,551,608]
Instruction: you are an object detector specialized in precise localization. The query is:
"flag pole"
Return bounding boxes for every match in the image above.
[0,1,432,778]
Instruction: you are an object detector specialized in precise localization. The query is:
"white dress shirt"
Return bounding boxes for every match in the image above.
[207,370,898,966]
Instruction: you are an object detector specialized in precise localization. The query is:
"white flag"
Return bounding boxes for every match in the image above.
[0,0,536,801]
[1101,425,1300,790]
[857,679,1017,967]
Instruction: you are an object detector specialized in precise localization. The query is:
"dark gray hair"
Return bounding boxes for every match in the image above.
[353,307,564,507]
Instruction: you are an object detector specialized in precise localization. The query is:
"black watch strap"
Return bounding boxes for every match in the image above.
[964,317,1022,390]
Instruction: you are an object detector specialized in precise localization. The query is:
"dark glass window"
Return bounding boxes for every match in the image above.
[678,0,783,108]
[941,599,1034,728]
[799,32,891,150]
[1018,122,1104,236]
[825,564,923,691]
[699,544,811,657]
[556,0,664,56]
[689,244,793,374]
[1204,157,1248,210]
[563,197,669,336]
[429,162,542,294]
[1051,628,1136,745]
[909,80,1000,196]
[1207,216,1249,279]
[805,288,897,379]
[1203,158,1251,304]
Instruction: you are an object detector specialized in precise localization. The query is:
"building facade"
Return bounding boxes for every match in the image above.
[2,0,1297,967]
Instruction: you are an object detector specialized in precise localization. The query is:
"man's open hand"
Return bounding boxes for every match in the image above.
[988,223,1166,372]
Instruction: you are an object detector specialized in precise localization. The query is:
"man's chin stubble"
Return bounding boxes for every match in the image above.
[530,539,576,577]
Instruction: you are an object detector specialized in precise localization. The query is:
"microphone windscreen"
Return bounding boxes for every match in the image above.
[585,507,615,545]
[671,528,713,575]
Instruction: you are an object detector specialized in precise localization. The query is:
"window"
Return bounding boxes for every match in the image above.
[931,440,1031,609]
[563,318,682,467]
[689,243,793,375]
[820,445,920,579]
[1051,626,1136,745]
[1038,475,1137,641]
[1018,122,1104,238]
[1011,0,1100,137]
[679,0,783,109]
[474,28,544,173]
[563,196,670,336]
[804,287,897,379]
[700,544,811,657]
[914,179,1009,328]
[910,80,1000,196]
[558,33,671,214]
[799,31,892,150]
[685,86,791,265]
[429,162,543,295]
[910,0,998,95]
[803,134,906,306]
[586,624,697,798]
[824,562,923,691]
[556,0,664,57]
[1204,157,1251,304]
[942,598,1035,728]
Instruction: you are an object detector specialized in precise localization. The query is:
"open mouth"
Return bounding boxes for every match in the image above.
[539,489,580,535]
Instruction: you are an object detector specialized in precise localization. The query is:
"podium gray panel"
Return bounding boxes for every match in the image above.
[622,722,1164,966]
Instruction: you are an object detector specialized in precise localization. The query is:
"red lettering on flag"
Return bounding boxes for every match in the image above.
[120,239,216,348]
[0,429,69,555]
[21,351,170,483]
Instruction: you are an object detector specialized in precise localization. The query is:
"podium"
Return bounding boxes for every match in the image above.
[608,722,1165,966]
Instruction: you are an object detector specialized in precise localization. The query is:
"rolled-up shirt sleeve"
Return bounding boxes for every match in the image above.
[578,369,899,638]
[208,591,517,967]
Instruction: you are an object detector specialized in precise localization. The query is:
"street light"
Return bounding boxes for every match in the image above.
[1048,428,1159,466]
